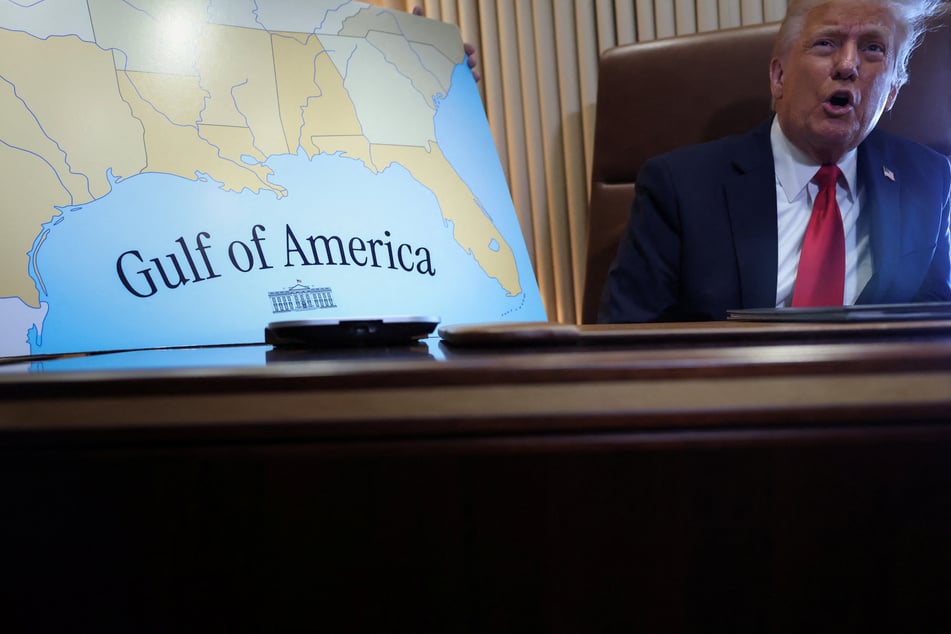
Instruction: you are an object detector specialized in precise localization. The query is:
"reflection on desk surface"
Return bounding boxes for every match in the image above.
[2,318,951,378]
[437,317,951,347]
[0,338,445,375]
[0,344,266,375]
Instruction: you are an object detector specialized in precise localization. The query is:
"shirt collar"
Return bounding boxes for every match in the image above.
[770,116,857,203]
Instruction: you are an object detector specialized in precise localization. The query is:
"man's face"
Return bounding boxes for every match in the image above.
[770,0,902,164]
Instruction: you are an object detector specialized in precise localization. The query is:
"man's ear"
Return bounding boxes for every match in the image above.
[769,57,784,102]
[884,81,901,112]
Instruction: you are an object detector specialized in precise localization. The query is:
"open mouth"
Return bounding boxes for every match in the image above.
[829,92,851,107]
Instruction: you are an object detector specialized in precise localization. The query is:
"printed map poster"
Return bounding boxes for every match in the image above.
[0,0,546,358]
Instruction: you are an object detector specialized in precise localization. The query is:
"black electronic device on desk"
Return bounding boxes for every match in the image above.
[266,316,440,348]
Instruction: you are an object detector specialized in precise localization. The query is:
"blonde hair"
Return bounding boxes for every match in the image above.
[774,0,948,86]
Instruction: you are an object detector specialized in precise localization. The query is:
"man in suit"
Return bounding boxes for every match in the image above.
[599,0,951,322]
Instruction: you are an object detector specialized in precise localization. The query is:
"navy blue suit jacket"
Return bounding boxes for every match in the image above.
[599,118,951,322]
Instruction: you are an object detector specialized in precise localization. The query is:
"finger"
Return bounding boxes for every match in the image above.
[464,48,478,69]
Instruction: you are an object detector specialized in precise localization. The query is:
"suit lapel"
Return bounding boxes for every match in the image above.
[856,132,901,303]
[724,120,779,308]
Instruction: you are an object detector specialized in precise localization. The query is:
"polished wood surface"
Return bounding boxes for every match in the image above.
[2,321,951,632]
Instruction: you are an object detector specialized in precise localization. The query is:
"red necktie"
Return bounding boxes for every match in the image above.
[792,164,845,307]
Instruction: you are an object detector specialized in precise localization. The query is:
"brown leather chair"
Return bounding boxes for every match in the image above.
[581,13,951,323]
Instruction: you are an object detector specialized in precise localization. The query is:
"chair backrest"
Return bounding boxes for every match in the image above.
[581,13,951,323]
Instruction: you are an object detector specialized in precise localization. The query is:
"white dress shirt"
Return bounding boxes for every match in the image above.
[771,117,873,307]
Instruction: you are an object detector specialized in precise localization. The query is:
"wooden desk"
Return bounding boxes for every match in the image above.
[2,322,951,632]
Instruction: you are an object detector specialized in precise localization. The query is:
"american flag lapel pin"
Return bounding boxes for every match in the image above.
[883,166,896,182]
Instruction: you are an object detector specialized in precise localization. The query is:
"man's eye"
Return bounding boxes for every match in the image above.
[813,39,836,49]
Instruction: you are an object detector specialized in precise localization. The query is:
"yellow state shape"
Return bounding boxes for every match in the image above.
[196,23,288,158]
[199,124,268,167]
[0,143,72,307]
[305,135,374,170]
[117,72,286,198]
[301,52,365,138]
[273,32,332,152]
[123,71,206,127]
[0,74,90,203]
[271,32,366,161]
[0,30,146,199]
[371,142,521,296]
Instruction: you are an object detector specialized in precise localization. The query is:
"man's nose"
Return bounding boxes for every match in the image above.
[833,41,859,79]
